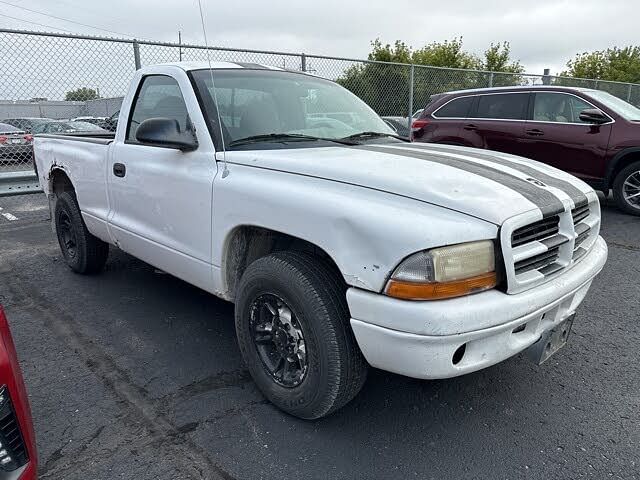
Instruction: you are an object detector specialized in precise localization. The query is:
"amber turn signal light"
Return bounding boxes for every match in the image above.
[385,271,497,300]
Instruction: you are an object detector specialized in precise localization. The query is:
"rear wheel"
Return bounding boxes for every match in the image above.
[54,191,109,273]
[234,251,368,419]
[613,161,640,216]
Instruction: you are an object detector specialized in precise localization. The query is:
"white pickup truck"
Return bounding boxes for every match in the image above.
[34,62,608,419]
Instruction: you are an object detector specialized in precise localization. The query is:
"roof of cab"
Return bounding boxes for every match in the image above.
[157,61,285,71]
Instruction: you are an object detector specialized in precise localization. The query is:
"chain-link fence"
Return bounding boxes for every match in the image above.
[2,27,640,195]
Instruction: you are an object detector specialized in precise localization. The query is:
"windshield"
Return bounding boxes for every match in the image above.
[191,69,395,147]
[588,90,640,121]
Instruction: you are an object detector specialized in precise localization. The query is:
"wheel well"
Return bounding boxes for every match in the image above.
[223,226,343,301]
[49,169,75,196]
[609,151,640,188]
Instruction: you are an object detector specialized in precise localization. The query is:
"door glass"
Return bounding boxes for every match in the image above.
[533,92,595,123]
[472,93,528,120]
[127,75,188,142]
[569,96,600,123]
[434,96,474,118]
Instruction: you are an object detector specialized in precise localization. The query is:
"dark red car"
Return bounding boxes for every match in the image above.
[412,86,640,215]
[0,307,37,479]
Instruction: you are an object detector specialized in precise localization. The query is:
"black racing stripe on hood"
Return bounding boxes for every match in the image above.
[411,144,588,207]
[357,144,565,217]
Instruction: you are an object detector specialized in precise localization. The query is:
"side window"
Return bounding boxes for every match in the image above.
[127,75,189,142]
[472,93,529,120]
[569,95,600,123]
[434,96,474,118]
[533,92,578,123]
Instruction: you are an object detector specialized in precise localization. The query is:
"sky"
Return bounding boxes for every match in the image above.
[0,0,636,76]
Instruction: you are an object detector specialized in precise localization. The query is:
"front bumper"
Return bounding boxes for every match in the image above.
[348,235,607,379]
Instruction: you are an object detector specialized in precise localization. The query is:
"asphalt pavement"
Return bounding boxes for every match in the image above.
[0,192,638,480]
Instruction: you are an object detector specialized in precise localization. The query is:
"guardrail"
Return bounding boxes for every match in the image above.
[0,171,40,197]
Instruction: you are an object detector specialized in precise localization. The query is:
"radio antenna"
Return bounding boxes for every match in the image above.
[197,0,229,177]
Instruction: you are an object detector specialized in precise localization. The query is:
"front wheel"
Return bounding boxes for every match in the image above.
[613,161,640,216]
[234,251,368,419]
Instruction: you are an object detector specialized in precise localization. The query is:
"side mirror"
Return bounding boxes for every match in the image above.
[579,108,609,125]
[135,117,198,151]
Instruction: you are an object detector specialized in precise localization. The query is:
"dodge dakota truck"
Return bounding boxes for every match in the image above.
[34,62,608,419]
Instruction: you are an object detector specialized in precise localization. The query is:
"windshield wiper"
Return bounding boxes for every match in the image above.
[340,131,408,142]
[228,133,356,147]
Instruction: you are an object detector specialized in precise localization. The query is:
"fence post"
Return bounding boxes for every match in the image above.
[407,64,414,134]
[542,68,551,85]
[488,72,494,88]
[133,40,141,70]
[628,83,633,102]
[301,53,307,72]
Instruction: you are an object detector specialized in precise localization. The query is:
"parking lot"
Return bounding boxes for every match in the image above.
[0,192,638,479]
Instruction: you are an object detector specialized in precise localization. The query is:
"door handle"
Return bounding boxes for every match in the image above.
[525,128,544,136]
[463,124,478,131]
[113,163,126,177]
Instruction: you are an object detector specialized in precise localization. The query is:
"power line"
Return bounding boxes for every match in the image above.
[33,0,133,26]
[0,12,72,33]
[0,0,144,39]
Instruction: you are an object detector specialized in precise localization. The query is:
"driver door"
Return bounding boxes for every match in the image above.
[107,74,218,291]
[522,91,612,182]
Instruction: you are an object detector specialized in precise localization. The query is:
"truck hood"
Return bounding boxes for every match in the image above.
[224,142,592,225]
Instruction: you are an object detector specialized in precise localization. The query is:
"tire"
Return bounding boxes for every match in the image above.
[613,161,640,216]
[54,191,109,274]
[234,251,368,419]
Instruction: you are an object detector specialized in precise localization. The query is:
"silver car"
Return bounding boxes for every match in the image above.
[0,122,33,161]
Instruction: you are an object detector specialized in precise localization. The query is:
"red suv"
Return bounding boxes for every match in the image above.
[412,86,640,215]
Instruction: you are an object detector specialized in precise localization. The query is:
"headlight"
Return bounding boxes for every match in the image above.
[385,240,497,300]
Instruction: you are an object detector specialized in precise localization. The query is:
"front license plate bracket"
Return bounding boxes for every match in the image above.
[525,313,575,365]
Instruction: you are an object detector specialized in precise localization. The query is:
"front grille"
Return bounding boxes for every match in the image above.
[511,215,560,247]
[0,388,28,472]
[504,199,599,293]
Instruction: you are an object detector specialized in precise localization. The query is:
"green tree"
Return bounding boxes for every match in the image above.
[65,87,99,101]
[483,42,524,73]
[337,38,524,116]
[561,47,640,83]
[412,37,481,69]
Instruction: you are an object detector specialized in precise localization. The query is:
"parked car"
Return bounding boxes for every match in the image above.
[102,110,119,132]
[72,116,110,129]
[34,63,607,419]
[412,108,423,119]
[381,116,410,137]
[33,120,109,135]
[0,306,37,479]
[1,118,53,134]
[0,123,33,161]
[412,85,640,215]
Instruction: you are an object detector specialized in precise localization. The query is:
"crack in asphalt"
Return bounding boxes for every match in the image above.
[606,240,640,252]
